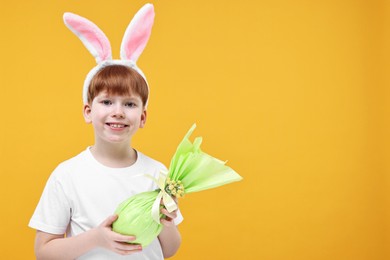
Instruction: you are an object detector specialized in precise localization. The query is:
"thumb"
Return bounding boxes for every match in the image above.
[101,214,118,227]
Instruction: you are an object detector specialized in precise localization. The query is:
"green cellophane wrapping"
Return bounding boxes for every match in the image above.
[112,124,243,246]
[113,191,163,246]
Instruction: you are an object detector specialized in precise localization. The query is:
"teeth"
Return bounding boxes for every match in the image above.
[110,124,125,128]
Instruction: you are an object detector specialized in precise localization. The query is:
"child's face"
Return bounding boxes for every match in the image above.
[83,91,146,145]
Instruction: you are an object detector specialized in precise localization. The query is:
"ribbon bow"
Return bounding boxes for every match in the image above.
[146,171,178,224]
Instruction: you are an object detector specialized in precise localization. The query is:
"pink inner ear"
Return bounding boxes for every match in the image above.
[64,13,111,63]
[121,4,155,62]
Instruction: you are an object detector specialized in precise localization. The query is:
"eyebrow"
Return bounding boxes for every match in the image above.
[123,96,142,102]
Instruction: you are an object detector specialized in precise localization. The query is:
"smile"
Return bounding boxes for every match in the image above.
[106,123,129,129]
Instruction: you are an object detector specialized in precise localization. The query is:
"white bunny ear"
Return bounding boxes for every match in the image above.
[120,3,155,63]
[63,12,112,63]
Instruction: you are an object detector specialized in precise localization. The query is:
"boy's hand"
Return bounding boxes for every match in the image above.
[160,197,178,227]
[94,215,142,256]
[158,197,181,258]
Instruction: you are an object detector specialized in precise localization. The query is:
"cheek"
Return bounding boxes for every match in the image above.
[127,110,143,119]
[90,110,106,122]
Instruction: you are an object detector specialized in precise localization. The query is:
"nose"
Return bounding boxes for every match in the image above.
[111,104,125,119]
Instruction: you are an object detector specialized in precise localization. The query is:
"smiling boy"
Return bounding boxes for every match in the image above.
[29,4,182,260]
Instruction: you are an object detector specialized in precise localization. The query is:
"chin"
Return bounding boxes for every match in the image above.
[108,138,130,144]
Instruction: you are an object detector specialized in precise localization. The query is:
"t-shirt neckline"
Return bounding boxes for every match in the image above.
[85,146,141,173]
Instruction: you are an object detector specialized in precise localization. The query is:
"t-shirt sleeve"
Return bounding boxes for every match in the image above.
[28,166,71,235]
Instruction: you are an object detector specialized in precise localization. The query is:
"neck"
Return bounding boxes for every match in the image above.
[90,141,137,168]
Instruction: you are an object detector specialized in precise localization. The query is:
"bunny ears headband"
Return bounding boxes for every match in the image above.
[63,3,155,105]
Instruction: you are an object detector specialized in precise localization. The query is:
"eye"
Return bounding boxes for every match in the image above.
[101,100,112,105]
[125,102,137,108]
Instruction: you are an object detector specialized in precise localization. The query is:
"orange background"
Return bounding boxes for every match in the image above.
[0,0,389,259]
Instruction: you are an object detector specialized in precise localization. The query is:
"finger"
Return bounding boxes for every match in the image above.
[101,215,118,227]
[116,249,142,256]
[115,242,142,252]
[110,230,136,243]
[160,218,175,227]
[161,208,177,219]
[114,246,142,256]
[113,233,137,243]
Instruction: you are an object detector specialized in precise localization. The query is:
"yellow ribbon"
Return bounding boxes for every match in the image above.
[145,170,178,224]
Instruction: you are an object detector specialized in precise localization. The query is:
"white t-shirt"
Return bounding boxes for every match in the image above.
[29,147,183,260]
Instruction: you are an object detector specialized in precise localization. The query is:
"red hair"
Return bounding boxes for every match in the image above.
[87,65,148,105]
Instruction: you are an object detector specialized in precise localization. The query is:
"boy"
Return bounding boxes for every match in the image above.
[29,4,182,260]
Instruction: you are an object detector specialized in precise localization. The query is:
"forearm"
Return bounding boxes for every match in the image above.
[35,215,140,259]
[158,225,181,258]
[35,229,99,260]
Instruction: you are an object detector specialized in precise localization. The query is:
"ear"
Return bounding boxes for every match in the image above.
[63,12,112,63]
[83,104,92,124]
[120,4,155,63]
[139,109,147,128]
